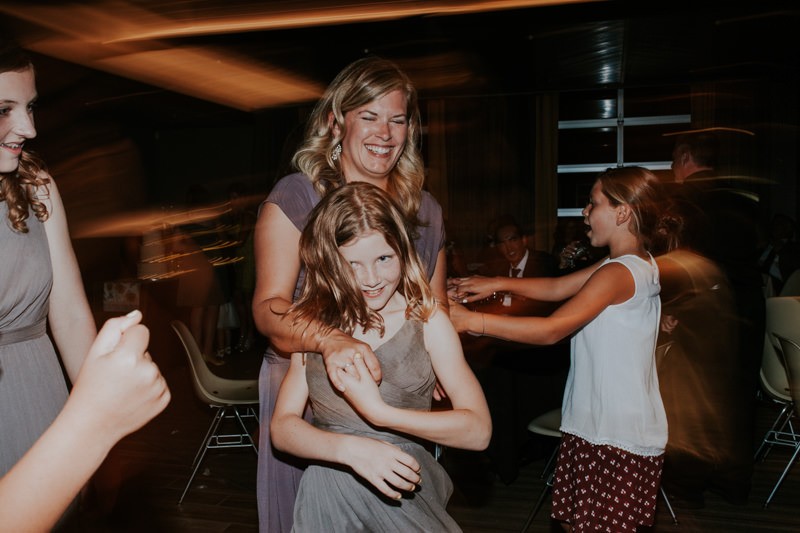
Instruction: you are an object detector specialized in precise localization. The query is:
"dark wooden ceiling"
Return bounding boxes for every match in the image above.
[1,1,797,125]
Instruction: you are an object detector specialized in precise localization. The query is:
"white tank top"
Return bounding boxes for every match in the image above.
[560,253,667,456]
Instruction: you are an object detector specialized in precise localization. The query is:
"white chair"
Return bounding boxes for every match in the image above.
[755,297,798,461]
[171,320,259,504]
[779,270,800,296]
[763,334,800,507]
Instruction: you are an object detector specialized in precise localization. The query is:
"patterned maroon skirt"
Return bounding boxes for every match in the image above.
[550,433,664,531]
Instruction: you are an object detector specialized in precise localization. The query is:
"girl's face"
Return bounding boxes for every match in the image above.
[334,89,408,188]
[0,67,37,174]
[582,180,621,247]
[338,230,402,312]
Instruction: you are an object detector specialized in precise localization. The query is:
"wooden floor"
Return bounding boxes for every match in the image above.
[59,331,800,533]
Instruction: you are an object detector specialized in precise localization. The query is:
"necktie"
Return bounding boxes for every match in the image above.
[511,268,521,278]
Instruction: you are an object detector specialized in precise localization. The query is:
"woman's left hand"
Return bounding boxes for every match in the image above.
[338,354,387,424]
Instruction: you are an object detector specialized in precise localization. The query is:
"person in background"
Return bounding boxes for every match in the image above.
[449,167,678,531]
[478,216,557,316]
[271,182,489,532]
[0,311,170,532]
[251,56,448,532]
[226,181,258,353]
[664,131,764,506]
[0,39,97,483]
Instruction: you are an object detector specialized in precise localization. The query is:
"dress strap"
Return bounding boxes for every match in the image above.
[0,319,47,347]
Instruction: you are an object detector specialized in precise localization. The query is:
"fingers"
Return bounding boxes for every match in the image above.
[87,310,143,359]
[361,350,382,384]
[370,459,422,500]
[112,322,151,361]
[432,380,447,401]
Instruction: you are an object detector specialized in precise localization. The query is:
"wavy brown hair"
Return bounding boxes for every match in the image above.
[289,182,435,339]
[0,39,49,233]
[291,56,424,227]
[596,166,681,254]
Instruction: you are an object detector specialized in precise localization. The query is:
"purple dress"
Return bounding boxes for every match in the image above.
[256,173,445,533]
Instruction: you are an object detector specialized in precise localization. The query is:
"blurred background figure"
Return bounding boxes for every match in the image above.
[659,131,765,508]
[173,185,228,363]
[226,182,258,354]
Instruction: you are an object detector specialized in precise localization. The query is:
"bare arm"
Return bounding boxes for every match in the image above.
[41,176,97,382]
[431,247,449,312]
[0,312,169,532]
[270,354,421,499]
[251,202,381,390]
[451,262,634,345]
[448,259,604,304]
[338,309,491,451]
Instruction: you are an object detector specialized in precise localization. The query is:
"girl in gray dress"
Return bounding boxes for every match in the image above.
[271,182,490,532]
[0,40,96,478]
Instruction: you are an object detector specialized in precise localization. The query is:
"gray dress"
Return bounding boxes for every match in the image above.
[0,203,69,475]
[257,173,446,533]
[292,320,461,533]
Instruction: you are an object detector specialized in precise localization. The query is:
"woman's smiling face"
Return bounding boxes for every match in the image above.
[335,89,408,188]
[0,67,37,174]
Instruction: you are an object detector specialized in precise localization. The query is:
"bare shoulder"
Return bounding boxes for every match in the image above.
[425,305,452,329]
[422,305,459,346]
[585,260,635,303]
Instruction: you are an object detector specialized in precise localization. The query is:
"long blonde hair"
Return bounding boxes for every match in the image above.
[290,182,435,338]
[291,56,424,226]
[0,40,49,233]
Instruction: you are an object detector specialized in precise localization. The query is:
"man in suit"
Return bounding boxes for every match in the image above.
[468,218,563,484]
[478,218,557,316]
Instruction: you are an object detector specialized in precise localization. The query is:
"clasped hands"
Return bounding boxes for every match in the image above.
[330,349,422,500]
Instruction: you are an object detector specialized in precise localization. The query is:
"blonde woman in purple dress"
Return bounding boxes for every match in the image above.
[252,57,448,532]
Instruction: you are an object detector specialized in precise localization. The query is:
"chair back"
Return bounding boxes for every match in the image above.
[779,270,800,297]
[171,320,258,407]
[763,297,800,402]
[774,334,800,418]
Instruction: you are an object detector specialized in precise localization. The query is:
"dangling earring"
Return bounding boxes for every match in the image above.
[331,143,342,161]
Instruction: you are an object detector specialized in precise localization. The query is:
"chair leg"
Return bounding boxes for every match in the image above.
[232,406,258,454]
[540,445,558,479]
[180,407,227,504]
[764,442,800,508]
[659,485,679,526]
[756,402,794,461]
[521,470,554,533]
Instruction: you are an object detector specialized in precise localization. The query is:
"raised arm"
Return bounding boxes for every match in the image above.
[251,202,381,389]
[0,311,169,532]
[270,353,421,499]
[451,262,633,345]
[42,176,97,382]
[338,308,491,451]
[448,259,604,304]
